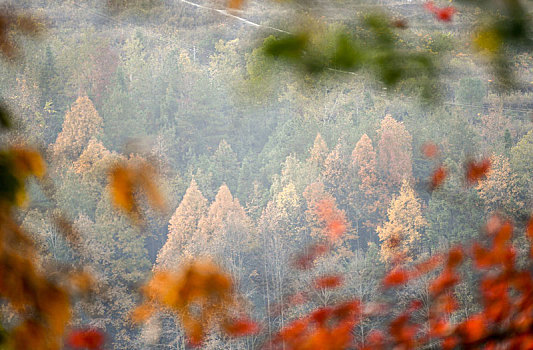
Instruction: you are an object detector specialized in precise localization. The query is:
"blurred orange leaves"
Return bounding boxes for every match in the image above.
[316,199,347,241]
[227,0,244,10]
[134,260,258,345]
[0,146,76,350]
[109,159,165,222]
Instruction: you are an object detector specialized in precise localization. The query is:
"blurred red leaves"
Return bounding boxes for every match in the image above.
[466,158,491,185]
[273,301,360,350]
[383,268,410,287]
[292,243,329,270]
[383,255,443,288]
[389,313,418,347]
[424,1,457,22]
[313,275,344,289]
[66,328,105,349]
[429,165,448,190]
[457,314,485,343]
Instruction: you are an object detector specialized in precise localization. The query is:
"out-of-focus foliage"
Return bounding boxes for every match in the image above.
[0,146,72,350]
[0,8,43,60]
[258,15,438,101]
[109,158,166,223]
[134,259,258,345]
[250,0,532,99]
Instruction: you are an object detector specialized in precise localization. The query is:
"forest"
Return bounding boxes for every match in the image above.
[0,0,531,348]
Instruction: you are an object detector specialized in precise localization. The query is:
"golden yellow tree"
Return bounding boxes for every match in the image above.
[50,95,103,165]
[352,133,389,235]
[307,133,329,167]
[73,137,116,186]
[377,180,426,264]
[377,115,413,188]
[477,154,525,217]
[156,179,208,269]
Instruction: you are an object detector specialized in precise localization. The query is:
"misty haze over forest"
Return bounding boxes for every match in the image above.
[0,0,531,348]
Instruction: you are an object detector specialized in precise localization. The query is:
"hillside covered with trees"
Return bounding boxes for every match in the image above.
[0,0,531,348]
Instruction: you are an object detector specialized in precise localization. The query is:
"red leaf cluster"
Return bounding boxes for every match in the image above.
[465,158,491,185]
[429,165,448,190]
[424,1,457,22]
[273,301,360,350]
[66,328,105,350]
[222,318,260,337]
[382,255,443,288]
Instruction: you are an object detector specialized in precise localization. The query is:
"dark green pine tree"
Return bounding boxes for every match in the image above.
[102,67,147,151]
[208,140,240,192]
[425,161,485,252]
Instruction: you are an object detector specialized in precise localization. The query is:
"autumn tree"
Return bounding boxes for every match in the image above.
[322,142,356,213]
[155,178,208,269]
[152,183,254,349]
[92,192,151,348]
[377,115,413,188]
[377,180,426,264]
[73,137,116,187]
[257,181,306,338]
[276,154,314,196]
[303,182,338,240]
[352,133,389,242]
[303,181,354,246]
[50,96,103,165]
[307,133,329,169]
[477,154,525,218]
[198,185,252,249]
[296,132,329,191]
